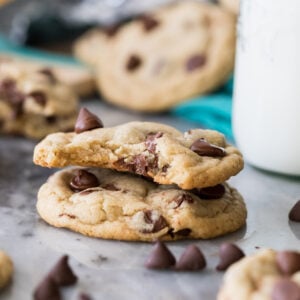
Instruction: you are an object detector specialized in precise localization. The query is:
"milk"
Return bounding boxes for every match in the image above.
[233,0,300,175]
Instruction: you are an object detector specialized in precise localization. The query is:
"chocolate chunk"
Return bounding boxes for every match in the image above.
[139,14,160,31]
[190,138,226,157]
[271,278,300,300]
[216,243,245,271]
[144,241,176,269]
[45,116,57,124]
[161,165,169,173]
[79,293,92,300]
[33,276,61,300]
[186,55,206,72]
[102,183,120,191]
[126,55,142,71]
[173,193,194,208]
[289,200,300,222]
[175,228,192,236]
[276,251,300,275]
[193,184,225,200]
[39,68,57,83]
[70,169,99,192]
[75,108,103,134]
[103,24,121,37]
[49,255,77,286]
[28,91,47,107]
[145,132,163,153]
[143,210,168,233]
[134,155,149,176]
[176,245,206,271]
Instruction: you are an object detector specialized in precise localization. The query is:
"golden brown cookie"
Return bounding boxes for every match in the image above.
[0,250,13,289]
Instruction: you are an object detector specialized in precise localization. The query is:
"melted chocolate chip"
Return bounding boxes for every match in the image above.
[271,278,300,300]
[190,139,226,157]
[49,255,77,286]
[175,228,192,236]
[173,193,194,208]
[75,108,103,133]
[193,184,225,200]
[216,243,245,271]
[139,14,160,31]
[126,55,142,71]
[176,245,206,271]
[33,276,61,300]
[145,132,163,153]
[276,251,300,275]
[289,200,300,222]
[28,91,47,106]
[70,170,99,192]
[143,210,168,233]
[103,24,122,37]
[39,68,57,83]
[144,241,176,269]
[186,55,206,72]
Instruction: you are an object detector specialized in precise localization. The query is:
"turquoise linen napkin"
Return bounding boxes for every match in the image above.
[171,78,234,140]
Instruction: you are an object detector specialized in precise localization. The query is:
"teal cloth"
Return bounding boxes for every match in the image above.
[171,78,234,140]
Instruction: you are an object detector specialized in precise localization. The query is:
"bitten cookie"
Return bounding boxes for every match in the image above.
[93,1,235,111]
[33,118,243,189]
[219,0,239,15]
[0,250,13,289]
[37,167,247,241]
[0,59,78,139]
[218,249,300,300]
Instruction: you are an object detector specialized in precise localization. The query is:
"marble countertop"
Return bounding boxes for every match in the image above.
[1,100,300,300]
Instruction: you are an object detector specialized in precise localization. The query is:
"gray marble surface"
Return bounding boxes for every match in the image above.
[1,100,300,300]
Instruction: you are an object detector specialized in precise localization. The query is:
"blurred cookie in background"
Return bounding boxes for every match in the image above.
[219,0,239,15]
[75,1,236,112]
[0,58,79,139]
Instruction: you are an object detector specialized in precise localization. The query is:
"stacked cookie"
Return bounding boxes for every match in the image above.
[33,108,246,241]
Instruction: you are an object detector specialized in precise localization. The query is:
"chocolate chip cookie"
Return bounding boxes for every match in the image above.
[92,1,235,111]
[37,167,247,241]
[0,59,79,139]
[218,249,300,300]
[33,112,243,189]
[0,250,13,289]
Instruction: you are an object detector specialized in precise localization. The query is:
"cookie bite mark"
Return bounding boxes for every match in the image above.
[185,55,206,72]
[74,108,103,133]
[69,169,99,192]
[126,55,142,71]
[190,138,226,157]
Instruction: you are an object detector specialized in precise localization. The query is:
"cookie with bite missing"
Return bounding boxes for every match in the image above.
[0,59,78,139]
[0,250,13,289]
[93,1,235,111]
[37,167,246,241]
[33,108,243,189]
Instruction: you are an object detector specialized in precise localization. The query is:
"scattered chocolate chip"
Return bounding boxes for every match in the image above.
[216,243,245,271]
[271,278,300,300]
[175,228,192,236]
[143,210,168,233]
[186,55,206,72]
[289,200,300,222]
[139,14,160,31]
[176,245,206,271]
[190,138,226,157]
[126,55,142,71]
[192,184,225,200]
[33,276,61,300]
[28,91,47,107]
[39,68,57,83]
[145,132,163,153]
[79,293,92,300]
[49,255,77,286]
[102,183,120,191]
[75,108,103,134]
[145,241,176,269]
[70,169,99,192]
[173,193,194,208]
[276,251,300,275]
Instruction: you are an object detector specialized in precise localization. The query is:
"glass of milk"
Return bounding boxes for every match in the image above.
[233,0,300,175]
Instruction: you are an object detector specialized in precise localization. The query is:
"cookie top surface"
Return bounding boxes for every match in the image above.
[94,1,235,111]
[218,249,300,300]
[37,167,247,241]
[33,121,244,189]
[0,250,13,289]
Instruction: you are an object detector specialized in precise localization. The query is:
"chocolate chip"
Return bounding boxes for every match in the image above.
[289,200,300,222]
[216,243,245,271]
[139,14,160,31]
[190,139,226,157]
[186,55,206,72]
[126,55,142,71]
[176,245,206,271]
[173,193,194,208]
[39,68,57,83]
[161,165,169,173]
[79,293,92,300]
[28,91,47,107]
[103,24,121,37]
[143,210,168,233]
[271,278,300,300]
[70,170,99,192]
[145,132,163,153]
[145,241,176,269]
[192,184,225,200]
[102,183,120,191]
[276,251,300,275]
[49,255,77,286]
[175,228,192,236]
[45,116,57,124]
[75,108,103,133]
[33,276,61,300]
